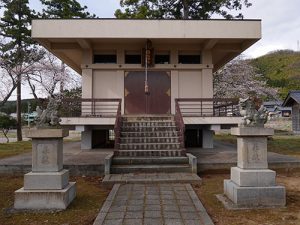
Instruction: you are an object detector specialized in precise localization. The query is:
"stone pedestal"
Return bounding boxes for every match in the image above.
[14,129,76,210]
[223,127,286,208]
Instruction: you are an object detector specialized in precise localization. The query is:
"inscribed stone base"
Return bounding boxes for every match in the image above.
[32,138,63,172]
[237,137,268,169]
[230,167,276,187]
[14,182,76,210]
[224,179,285,207]
[24,169,69,190]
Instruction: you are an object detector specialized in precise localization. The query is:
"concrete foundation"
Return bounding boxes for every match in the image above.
[187,153,197,173]
[14,182,76,210]
[24,170,69,190]
[230,167,276,187]
[202,129,214,149]
[14,129,76,210]
[81,130,92,150]
[224,179,285,207]
[104,153,113,175]
[222,127,286,208]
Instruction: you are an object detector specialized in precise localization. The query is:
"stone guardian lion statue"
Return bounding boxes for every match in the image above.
[35,98,61,128]
[239,97,268,127]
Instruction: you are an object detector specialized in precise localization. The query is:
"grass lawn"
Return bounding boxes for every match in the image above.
[0,176,110,225]
[0,142,32,159]
[194,172,300,225]
[215,133,300,158]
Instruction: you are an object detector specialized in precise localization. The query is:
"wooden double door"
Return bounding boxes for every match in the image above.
[125,71,171,114]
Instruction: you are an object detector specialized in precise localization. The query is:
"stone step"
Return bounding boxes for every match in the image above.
[110,164,192,174]
[120,137,180,144]
[121,131,180,138]
[114,149,185,157]
[122,116,174,122]
[122,121,176,127]
[103,173,202,184]
[121,126,177,132]
[112,156,189,165]
[119,143,181,150]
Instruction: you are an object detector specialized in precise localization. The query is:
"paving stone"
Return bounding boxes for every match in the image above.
[131,194,145,200]
[144,210,162,218]
[163,211,181,219]
[125,211,143,219]
[145,199,160,205]
[178,199,194,206]
[160,190,174,195]
[128,199,144,205]
[176,193,190,200]
[162,199,177,205]
[132,191,144,195]
[162,204,179,212]
[93,183,213,225]
[119,184,132,191]
[160,186,173,191]
[106,211,125,220]
[132,184,145,190]
[179,205,196,212]
[144,218,163,225]
[164,219,184,225]
[145,204,161,211]
[181,212,200,220]
[146,186,159,191]
[174,186,186,191]
[146,194,160,200]
[112,200,127,207]
[123,219,143,225]
[183,219,202,225]
[146,190,160,194]
[109,205,126,212]
[161,195,174,200]
[173,184,186,187]
[115,195,129,201]
[103,219,123,225]
[127,205,144,212]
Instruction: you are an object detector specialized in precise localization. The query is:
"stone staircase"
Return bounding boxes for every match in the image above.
[111,115,195,174]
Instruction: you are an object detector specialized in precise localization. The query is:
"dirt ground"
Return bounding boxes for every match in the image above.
[194,172,300,225]
[0,176,110,225]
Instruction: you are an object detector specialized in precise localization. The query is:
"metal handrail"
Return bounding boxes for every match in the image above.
[176,98,240,117]
[114,99,122,150]
[60,98,121,117]
[175,99,185,149]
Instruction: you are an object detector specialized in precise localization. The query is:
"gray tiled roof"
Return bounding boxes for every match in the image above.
[282,90,300,106]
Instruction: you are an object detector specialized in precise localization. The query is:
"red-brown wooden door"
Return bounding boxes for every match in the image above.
[124,71,171,114]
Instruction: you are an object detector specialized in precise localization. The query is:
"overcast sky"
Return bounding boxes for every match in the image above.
[30,0,300,58]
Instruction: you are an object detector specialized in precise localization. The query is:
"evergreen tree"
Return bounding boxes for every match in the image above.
[115,0,252,19]
[0,0,41,141]
[40,0,96,18]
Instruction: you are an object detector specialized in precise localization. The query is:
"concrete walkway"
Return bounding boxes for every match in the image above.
[0,140,300,175]
[103,173,201,184]
[93,183,214,225]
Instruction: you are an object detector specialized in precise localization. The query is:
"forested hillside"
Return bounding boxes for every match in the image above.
[251,50,300,99]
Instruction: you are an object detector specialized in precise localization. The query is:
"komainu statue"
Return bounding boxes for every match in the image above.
[239,96,268,127]
[35,98,61,128]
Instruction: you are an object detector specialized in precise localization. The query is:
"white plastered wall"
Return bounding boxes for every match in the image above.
[81,45,213,115]
[93,70,125,113]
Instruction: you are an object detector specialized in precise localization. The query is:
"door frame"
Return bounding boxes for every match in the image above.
[124,70,171,115]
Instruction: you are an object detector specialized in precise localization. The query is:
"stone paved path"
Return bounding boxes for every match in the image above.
[93,183,214,225]
[103,172,201,184]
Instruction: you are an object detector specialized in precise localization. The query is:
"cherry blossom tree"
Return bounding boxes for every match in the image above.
[214,57,278,100]
[25,51,81,101]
